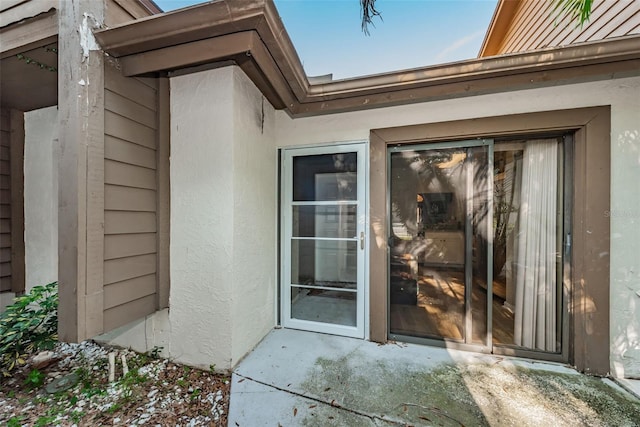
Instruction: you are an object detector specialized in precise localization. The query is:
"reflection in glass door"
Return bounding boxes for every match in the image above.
[388,136,568,359]
[281,144,366,338]
[388,141,492,347]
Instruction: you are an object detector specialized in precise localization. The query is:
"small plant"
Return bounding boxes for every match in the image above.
[122,368,148,385]
[6,416,25,427]
[148,345,163,359]
[34,415,56,427]
[74,366,105,398]
[24,368,45,389]
[0,282,58,376]
[189,388,201,402]
[106,402,121,414]
[70,410,85,424]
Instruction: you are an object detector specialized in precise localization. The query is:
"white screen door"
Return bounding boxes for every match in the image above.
[281,143,366,338]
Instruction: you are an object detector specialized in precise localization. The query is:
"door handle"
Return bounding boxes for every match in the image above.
[360,231,365,250]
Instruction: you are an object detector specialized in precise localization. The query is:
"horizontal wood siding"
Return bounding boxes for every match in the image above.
[103,62,159,331]
[0,110,10,292]
[497,0,640,54]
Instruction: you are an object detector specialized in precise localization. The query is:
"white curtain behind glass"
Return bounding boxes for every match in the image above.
[514,139,558,351]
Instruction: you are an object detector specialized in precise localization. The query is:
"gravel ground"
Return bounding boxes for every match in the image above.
[0,341,230,426]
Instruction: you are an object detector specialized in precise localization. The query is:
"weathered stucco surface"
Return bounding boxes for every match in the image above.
[1,107,59,312]
[274,76,640,378]
[24,106,59,292]
[101,67,639,377]
[610,94,640,378]
[99,66,277,371]
[230,68,277,365]
[167,66,236,369]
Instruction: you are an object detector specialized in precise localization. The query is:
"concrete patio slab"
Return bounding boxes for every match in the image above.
[617,378,640,400]
[228,329,640,426]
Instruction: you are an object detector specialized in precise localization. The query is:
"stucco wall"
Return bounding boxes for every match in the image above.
[230,68,277,365]
[1,106,59,312]
[24,106,59,292]
[274,76,640,378]
[98,66,277,371]
[99,66,639,377]
[167,67,236,369]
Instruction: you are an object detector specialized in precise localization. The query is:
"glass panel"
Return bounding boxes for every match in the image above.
[492,138,562,353]
[293,205,357,238]
[291,287,356,326]
[293,153,357,201]
[470,147,489,345]
[389,147,470,341]
[291,240,357,290]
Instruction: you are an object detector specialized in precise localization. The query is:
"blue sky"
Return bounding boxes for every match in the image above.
[154,0,498,80]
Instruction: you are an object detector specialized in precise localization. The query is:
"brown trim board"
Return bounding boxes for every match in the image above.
[58,0,105,343]
[0,10,57,59]
[157,76,170,309]
[116,31,296,110]
[94,0,640,118]
[369,106,611,375]
[0,0,56,29]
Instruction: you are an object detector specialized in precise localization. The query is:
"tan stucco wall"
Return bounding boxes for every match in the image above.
[1,107,59,312]
[24,106,59,293]
[100,66,640,377]
[274,76,640,378]
[98,66,277,371]
[230,67,278,365]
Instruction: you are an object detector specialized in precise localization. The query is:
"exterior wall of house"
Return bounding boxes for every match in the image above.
[98,66,277,372]
[0,106,58,313]
[483,0,640,56]
[0,110,13,301]
[24,106,58,292]
[0,108,25,312]
[274,76,640,378]
[230,67,278,365]
[103,62,161,332]
[99,65,639,376]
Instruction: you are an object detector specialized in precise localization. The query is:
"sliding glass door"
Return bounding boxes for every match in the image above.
[491,138,566,355]
[388,136,568,358]
[388,140,493,348]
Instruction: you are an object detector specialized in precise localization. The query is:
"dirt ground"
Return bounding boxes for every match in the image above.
[0,341,230,426]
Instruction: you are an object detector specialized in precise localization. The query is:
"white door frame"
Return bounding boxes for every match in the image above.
[280,142,368,339]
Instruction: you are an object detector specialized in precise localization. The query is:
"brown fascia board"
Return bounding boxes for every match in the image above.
[138,0,163,15]
[293,58,640,117]
[94,0,640,118]
[116,30,296,110]
[96,0,268,56]
[478,0,522,58]
[94,0,309,106]
[257,0,309,99]
[302,35,640,101]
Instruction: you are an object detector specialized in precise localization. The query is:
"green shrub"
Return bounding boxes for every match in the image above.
[0,282,58,376]
[24,368,45,389]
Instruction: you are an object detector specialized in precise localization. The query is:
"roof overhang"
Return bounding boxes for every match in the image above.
[95,0,640,118]
[0,1,58,111]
